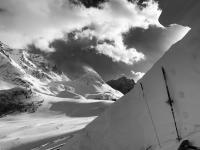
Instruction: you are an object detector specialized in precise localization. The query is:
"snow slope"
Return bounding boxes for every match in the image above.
[62,29,200,150]
[0,41,70,95]
[65,68,123,100]
[0,94,113,150]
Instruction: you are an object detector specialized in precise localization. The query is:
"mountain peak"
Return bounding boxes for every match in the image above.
[107,76,135,94]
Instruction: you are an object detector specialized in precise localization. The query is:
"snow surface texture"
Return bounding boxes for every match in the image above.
[0,94,113,150]
[62,29,200,150]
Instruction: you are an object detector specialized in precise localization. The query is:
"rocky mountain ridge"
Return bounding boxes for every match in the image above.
[107,76,135,94]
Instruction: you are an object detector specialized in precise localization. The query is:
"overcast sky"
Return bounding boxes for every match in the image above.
[0,0,189,81]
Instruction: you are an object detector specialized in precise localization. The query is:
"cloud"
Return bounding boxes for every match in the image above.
[96,41,145,64]
[0,0,161,64]
[39,33,126,80]
[131,70,145,82]
[0,0,90,51]
[29,24,189,81]
[0,0,188,81]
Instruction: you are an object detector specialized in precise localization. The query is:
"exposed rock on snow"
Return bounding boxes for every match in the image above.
[107,76,135,94]
[0,87,43,117]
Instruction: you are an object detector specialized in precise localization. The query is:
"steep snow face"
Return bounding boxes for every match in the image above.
[0,44,29,88]
[0,41,70,95]
[66,69,123,100]
[63,30,200,149]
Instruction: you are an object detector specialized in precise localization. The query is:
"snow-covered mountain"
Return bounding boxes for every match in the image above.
[65,67,123,100]
[0,41,120,150]
[0,41,122,100]
[0,41,69,94]
[62,29,200,150]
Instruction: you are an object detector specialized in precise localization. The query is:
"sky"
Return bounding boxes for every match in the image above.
[0,0,189,81]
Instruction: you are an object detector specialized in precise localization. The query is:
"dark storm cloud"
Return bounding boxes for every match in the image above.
[0,0,161,50]
[28,30,135,81]
[71,0,148,8]
[43,33,131,80]
[29,24,187,81]
[123,26,165,58]
[123,24,189,71]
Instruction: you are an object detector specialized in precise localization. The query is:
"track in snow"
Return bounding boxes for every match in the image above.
[31,134,74,150]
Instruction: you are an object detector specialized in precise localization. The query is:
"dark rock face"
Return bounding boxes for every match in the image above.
[107,76,135,94]
[0,88,43,117]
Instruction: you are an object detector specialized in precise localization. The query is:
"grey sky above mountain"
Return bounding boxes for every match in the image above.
[0,0,189,81]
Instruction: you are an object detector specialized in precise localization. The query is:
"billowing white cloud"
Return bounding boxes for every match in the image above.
[0,0,89,51]
[0,0,161,64]
[96,39,145,64]
[131,70,145,82]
